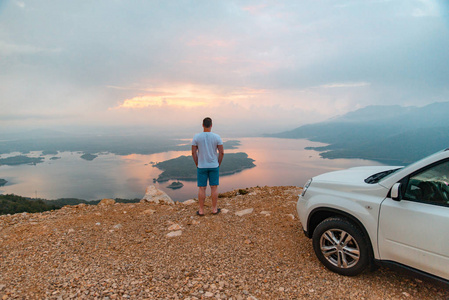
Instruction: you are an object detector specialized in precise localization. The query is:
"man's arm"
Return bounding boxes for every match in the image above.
[192,145,198,167]
[217,144,224,167]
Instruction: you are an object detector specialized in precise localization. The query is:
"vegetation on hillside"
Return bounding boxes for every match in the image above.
[0,195,141,216]
[0,194,60,215]
[269,102,449,165]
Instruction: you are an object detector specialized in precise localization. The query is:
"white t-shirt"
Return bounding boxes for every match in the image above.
[192,132,223,168]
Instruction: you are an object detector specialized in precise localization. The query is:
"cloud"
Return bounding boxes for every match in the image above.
[0,113,74,122]
[0,41,61,56]
[0,0,448,135]
[115,96,208,109]
[13,0,25,9]
[316,82,371,89]
[111,84,269,110]
[411,0,440,17]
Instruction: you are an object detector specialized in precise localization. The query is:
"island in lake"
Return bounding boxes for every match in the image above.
[0,155,44,166]
[0,179,7,187]
[80,153,98,161]
[154,152,256,182]
[167,181,184,190]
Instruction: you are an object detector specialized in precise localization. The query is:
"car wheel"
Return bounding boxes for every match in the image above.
[312,217,371,276]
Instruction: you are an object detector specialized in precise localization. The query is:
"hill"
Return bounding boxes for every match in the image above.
[153,152,256,182]
[0,194,60,215]
[0,186,447,299]
[269,102,449,164]
[0,195,141,216]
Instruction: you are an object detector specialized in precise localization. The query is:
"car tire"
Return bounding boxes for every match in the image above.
[312,217,371,276]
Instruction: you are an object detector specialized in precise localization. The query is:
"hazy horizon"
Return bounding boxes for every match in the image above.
[1,1,449,136]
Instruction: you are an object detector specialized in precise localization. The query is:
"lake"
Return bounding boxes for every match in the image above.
[0,137,385,201]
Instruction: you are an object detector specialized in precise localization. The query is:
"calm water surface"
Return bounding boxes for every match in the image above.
[0,138,385,201]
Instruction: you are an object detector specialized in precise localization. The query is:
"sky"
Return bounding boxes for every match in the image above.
[1,0,449,137]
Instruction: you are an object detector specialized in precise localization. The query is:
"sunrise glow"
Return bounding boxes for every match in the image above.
[113,85,268,110]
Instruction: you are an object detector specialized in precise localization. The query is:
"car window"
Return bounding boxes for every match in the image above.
[404,160,449,207]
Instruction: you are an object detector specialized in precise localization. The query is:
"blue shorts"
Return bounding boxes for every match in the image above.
[197,167,220,187]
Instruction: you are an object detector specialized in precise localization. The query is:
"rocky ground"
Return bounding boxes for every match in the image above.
[0,186,448,299]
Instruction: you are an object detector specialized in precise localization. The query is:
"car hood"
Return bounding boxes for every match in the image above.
[313,165,402,185]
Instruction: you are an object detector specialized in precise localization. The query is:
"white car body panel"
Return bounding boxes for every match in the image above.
[297,149,449,281]
[378,197,449,280]
[297,166,393,259]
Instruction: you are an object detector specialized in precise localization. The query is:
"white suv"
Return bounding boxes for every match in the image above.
[297,149,449,282]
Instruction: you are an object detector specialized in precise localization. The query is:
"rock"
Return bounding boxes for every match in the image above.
[99,198,116,206]
[260,211,271,216]
[0,185,446,300]
[204,292,214,297]
[166,230,182,237]
[182,199,197,205]
[140,185,174,204]
[221,208,230,214]
[235,208,254,217]
[113,224,123,229]
[168,224,182,231]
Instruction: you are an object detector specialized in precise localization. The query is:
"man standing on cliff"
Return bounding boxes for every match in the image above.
[192,117,224,216]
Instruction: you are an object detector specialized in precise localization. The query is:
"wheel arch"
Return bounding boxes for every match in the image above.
[306,207,375,261]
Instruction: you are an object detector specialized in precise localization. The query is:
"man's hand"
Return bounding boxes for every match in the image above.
[191,145,199,167]
[218,144,224,167]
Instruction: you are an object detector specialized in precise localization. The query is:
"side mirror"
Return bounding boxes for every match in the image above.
[391,183,402,201]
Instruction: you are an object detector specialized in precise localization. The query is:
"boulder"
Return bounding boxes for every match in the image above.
[182,199,196,205]
[99,198,116,206]
[140,185,174,205]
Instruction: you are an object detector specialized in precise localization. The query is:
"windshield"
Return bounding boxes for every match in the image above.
[364,168,402,184]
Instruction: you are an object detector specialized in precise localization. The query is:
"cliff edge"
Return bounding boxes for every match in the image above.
[0,186,447,299]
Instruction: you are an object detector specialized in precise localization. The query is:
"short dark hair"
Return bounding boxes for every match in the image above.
[203,117,212,128]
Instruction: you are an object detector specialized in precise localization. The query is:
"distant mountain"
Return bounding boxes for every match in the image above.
[269,102,449,165]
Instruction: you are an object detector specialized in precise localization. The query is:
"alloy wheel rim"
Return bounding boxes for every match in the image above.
[320,229,360,268]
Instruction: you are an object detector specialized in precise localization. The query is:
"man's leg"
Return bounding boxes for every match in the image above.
[210,185,218,213]
[197,168,207,215]
[209,167,220,214]
[198,186,206,215]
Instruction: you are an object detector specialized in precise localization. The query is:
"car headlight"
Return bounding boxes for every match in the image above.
[301,178,312,197]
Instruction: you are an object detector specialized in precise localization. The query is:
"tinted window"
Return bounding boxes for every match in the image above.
[404,160,449,207]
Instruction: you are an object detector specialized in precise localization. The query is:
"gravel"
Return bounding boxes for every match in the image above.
[0,186,448,299]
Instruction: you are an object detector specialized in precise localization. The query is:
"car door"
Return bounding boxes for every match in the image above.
[378,159,449,280]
